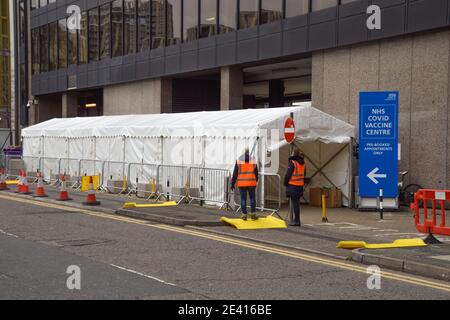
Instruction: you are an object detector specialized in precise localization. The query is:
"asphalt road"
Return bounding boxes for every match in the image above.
[0,193,449,300]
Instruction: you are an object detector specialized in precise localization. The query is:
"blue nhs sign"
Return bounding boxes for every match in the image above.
[359,92,399,198]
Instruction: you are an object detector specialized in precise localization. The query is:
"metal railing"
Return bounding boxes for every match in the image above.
[127,162,159,199]
[157,165,189,204]
[102,161,128,194]
[2,155,283,217]
[188,167,231,209]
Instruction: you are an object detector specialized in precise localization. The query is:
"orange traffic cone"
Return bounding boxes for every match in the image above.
[16,170,26,194]
[83,176,100,206]
[57,174,72,201]
[20,171,32,195]
[0,168,9,191]
[34,171,48,198]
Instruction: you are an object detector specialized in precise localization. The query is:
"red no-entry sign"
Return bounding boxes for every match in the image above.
[284,118,296,144]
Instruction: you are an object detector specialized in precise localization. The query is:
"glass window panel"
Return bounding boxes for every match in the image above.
[151,0,165,49]
[112,0,123,57]
[200,0,216,38]
[40,0,47,7]
[183,0,198,42]
[31,28,40,74]
[125,0,137,55]
[79,12,88,64]
[49,22,57,71]
[100,4,111,60]
[31,0,39,10]
[166,0,181,46]
[89,8,99,62]
[138,0,150,51]
[311,0,337,11]
[68,18,78,65]
[261,0,282,24]
[219,0,237,34]
[40,25,49,72]
[239,0,258,29]
[285,0,309,18]
[58,19,67,68]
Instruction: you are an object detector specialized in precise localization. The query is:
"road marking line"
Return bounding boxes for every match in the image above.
[0,229,19,238]
[1,193,449,293]
[110,264,177,286]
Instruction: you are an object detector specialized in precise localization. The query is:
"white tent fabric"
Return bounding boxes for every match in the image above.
[22,105,356,207]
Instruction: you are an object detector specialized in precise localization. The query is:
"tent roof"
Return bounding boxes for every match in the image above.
[22,105,355,144]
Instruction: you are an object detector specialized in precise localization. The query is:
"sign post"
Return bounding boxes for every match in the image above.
[359,92,399,211]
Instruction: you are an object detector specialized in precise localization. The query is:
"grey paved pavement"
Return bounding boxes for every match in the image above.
[0,194,449,300]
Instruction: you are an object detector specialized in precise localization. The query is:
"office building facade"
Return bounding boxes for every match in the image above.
[13,0,450,189]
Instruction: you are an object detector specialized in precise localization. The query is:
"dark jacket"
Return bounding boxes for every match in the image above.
[284,156,305,197]
[231,154,259,189]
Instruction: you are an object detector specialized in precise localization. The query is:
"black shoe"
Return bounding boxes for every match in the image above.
[250,214,259,221]
[289,222,301,227]
[241,214,248,221]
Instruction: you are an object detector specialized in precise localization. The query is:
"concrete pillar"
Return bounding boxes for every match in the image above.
[62,92,78,118]
[221,66,243,110]
[103,78,173,115]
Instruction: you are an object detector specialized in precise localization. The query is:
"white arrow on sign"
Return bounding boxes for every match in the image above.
[367,168,387,185]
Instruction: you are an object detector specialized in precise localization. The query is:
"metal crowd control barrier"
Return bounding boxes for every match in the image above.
[157,165,189,204]
[4,154,27,179]
[102,161,128,194]
[59,158,82,188]
[40,157,61,185]
[412,189,450,243]
[188,167,231,209]
[127,163,159,198]
[79,159,103,190]
[233,173,282,217]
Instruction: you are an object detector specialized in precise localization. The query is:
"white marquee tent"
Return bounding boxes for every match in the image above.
[22,105,356,207]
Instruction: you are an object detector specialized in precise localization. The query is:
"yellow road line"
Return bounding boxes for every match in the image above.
[1,193,449,293]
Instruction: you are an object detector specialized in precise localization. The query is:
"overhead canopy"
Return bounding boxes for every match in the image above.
[22,105,355,145]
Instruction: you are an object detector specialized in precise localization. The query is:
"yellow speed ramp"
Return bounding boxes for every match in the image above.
[337,238,427,250]
[123,201,178,209]
[6,180,19,185]
[221,216,287,230]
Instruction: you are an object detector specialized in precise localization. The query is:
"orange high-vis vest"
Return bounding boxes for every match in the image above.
[289,161,305,187]
[237,160,257,188]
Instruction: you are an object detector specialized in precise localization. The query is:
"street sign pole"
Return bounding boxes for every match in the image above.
[359,92,399,211]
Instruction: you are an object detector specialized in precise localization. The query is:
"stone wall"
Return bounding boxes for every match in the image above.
[312,30,450,189]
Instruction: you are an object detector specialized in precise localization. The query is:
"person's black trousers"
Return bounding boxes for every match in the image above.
[289,195,301,225]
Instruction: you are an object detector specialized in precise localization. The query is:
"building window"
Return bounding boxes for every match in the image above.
[49,22,58,71]
[100,3,111,60]
[68,19,78,65]
[200,0,216,38]
[39,0,47,8]
[219,0,237,34]
[89,8,99,62]
[166,0,181,46]
[183,0,198,42]
[125,0,137,55]
[311,0,338,12]
[31,29,40,74]
[239,0,258,29]
[19,1,26,46]
[31,0,39,10]
[285,0,309,18]
[112,0,124,57]
[58,19,67,68]
[138,0,150,52]
[152,0,165,49]
[261,0,282,24]
[79,12,88,64]
[40,25,49,72]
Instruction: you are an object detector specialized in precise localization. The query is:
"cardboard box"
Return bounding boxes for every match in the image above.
[309,188,323,207]
[308,187,342,208]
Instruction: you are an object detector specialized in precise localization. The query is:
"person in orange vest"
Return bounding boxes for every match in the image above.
[284,148,306,227]
[231,148,259,221]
